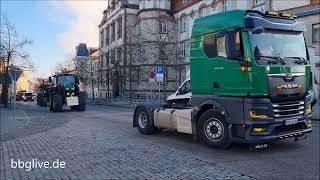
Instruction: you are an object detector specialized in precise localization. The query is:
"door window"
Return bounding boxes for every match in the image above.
[203,35,217,58]
[217,35,227,58]
[203,30,242,60]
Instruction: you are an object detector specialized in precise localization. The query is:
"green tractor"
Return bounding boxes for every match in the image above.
[47,74,86,112]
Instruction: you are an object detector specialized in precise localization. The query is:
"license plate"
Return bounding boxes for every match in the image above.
[285,119,298,125]
[66,97,79,106]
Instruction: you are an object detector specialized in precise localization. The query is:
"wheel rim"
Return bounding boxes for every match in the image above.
[138,112,148,128]
[204,118,224,142]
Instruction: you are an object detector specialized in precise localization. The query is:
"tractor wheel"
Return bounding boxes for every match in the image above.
[52,94,63,112]
[37,93,42,105]
[41,97,48,107]
[75,92,86,111]
[49,97,53,111]
[70,106,77,111]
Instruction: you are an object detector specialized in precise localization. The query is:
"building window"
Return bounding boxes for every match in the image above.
[118,47,122,63]
[312,23,320,43]
[112,22,116,42]
[183,0,192,3]
[100,31,104,47]
[224,0,232,11]
[106,26,110,45]
[180,15,187,33]
[199,6,206,17]
[181,42,186,58]
[117,17,122,39]
[255,0,263,6]
[159,19,167,34]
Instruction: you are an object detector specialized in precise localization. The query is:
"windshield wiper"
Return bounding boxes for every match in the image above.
[284,57,308,65]
[256,55,286,65]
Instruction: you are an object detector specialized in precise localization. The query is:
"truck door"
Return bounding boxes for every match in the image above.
[203,30,249,96]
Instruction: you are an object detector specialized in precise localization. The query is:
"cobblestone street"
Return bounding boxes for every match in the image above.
[0,102,319,180]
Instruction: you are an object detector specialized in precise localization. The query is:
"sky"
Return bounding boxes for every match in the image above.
[1,0,107,79]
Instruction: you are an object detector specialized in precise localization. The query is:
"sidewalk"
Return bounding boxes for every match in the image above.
[0,105,17,131]
[87,98,161,108]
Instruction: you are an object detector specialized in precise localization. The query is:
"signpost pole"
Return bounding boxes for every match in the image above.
[13,70,16,121]
[158,82,161,103]
[156,66,164,103]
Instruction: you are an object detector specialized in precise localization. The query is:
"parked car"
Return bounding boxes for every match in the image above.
[16,91,26,101]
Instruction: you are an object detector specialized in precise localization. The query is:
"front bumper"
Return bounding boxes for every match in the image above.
[231,97,313,144]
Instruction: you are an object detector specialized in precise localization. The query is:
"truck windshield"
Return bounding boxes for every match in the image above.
[57,76,75,86]
[250,30,307,64]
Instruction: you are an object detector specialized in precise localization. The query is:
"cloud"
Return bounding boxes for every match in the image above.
[48,1,107,54]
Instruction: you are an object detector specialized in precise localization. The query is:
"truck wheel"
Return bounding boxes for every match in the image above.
[37,93,42,105]
[135,107,155,135]
[197,109,231,149]
[52,94,63,112]
[41,97,47,107]
[75,92,86,111]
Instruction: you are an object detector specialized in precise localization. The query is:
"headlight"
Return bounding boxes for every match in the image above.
[306,103,312,113]
[249,110,268,119]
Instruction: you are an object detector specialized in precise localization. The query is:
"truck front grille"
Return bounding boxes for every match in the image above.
[272,100,304,118]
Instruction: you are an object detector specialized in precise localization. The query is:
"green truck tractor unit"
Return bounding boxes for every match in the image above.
[46,74,86,112]
[133,10,313,149]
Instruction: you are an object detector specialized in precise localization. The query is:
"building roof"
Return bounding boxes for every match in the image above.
[90,50,100,59]
[75,43,89,57]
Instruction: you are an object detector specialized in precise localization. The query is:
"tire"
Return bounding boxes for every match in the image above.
[37,93,42,105]
[52,94,63,112]
[197,109,231,149]
[41,97,48,107]
[75,92,86,111]
[135,107,155,135]
[70,106,77,111]
[49,97,53,111]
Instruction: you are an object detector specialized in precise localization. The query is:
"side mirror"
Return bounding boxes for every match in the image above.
[251,27,264,34]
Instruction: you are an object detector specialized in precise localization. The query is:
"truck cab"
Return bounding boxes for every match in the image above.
[133,10,313,149]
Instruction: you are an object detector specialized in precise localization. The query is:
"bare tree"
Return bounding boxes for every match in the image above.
[53,54,75,74]
[0,14,33,107]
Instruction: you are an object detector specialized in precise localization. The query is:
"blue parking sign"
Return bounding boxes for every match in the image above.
[156,66,164,75]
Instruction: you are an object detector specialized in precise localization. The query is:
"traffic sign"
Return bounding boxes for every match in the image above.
[8,65,23,81]
[156,66,164,83]
[156,66,164,75]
